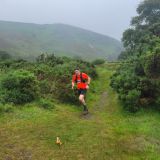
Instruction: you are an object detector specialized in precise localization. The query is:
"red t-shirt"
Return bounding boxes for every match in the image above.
[72,73,89,89]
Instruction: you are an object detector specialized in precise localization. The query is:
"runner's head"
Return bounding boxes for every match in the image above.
[74,68,80,75]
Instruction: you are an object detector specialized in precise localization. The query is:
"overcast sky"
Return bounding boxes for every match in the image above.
[0,0,142,40]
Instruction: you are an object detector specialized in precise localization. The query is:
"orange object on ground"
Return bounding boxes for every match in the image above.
[56,137,62,145]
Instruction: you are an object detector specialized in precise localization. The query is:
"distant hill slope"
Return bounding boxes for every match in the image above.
[0,20,122,61]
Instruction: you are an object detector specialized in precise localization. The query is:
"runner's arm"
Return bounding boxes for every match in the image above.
[87,76,91,85]
[72,75,75,89]
[72,81,75,89]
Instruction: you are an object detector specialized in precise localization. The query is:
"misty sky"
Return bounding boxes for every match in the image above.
[0,0,142,40]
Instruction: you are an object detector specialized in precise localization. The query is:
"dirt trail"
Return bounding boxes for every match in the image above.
[80,91,108,120]
[95,91,108,111]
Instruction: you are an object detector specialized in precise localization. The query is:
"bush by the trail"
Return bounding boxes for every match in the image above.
[53,60,97,103]
[35,55,97,103]
[0,59,33,73]
[38,98,55,110]
[111,55,160,112]
[143,52,160,77]
[54,76,78,103]
[124,90,141,112]
[0,70,39,104]
[39,80,52,95]
[0,53,98,106]
[0,103,14,114]
[36,53,64,67]
[110,0,160,112]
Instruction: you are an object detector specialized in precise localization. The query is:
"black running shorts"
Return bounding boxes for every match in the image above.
[78,89,87,95]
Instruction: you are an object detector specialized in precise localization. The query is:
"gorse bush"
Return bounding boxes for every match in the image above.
[111,0,160,112]
[35,54,97,103]
[143,52,160,77]
[111,57,160,112]
[0,53,97,108]
[0,103,14,114]
[124,89,141,112]
[38,98,55,110]
[0,70,39,104]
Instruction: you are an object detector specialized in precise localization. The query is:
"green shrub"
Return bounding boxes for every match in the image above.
[110,0,160,112]
[1,70,39,104]
[38,98,55,110]
[124,89,141,112]
[0,55,97,106]
[47,61,97,103]
[39,80,52,94]
[143,52,160,77]
[110,63,142,112]
[0,103,14,113]
[52,65,77,103]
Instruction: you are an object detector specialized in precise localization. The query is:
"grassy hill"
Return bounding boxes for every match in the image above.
[0,64,160,159]
[0,20,122,61]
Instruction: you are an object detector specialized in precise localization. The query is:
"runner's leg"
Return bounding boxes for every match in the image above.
[79,94,86,105]
[79,94,88,112]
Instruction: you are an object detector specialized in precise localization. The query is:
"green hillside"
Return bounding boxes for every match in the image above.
[0,21,122,61]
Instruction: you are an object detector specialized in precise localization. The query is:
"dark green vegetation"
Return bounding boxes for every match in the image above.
[1,70,38,104]
[0,21,122,61]
[0,54,97,107]
[111,0,160,112]
[0,64,160,160]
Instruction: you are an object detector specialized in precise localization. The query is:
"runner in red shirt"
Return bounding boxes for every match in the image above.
[72,68,91,114]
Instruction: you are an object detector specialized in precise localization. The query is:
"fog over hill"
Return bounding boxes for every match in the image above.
[0,20,122,61]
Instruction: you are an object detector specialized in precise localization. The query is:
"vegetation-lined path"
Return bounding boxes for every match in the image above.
[0,64,160,160]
